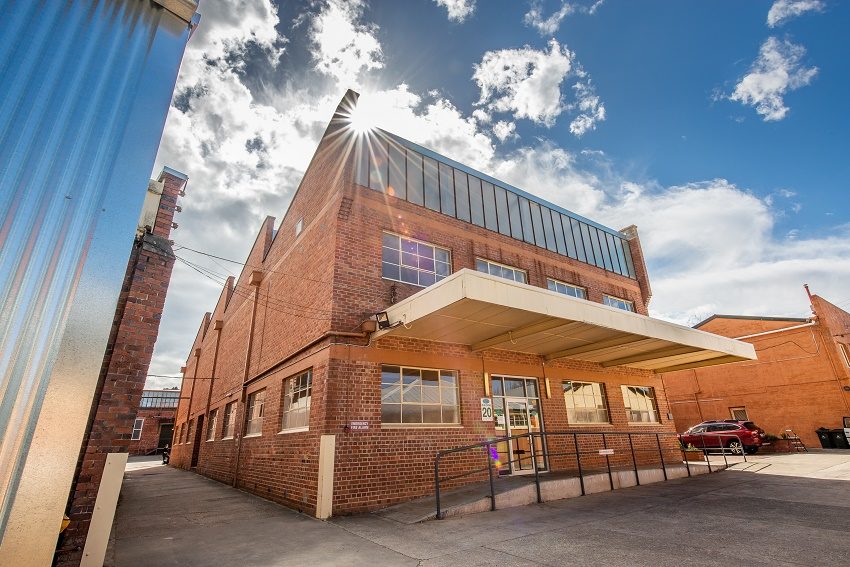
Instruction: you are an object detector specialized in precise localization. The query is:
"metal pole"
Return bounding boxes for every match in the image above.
[721,435,729,468]
[487,441,496,511]
[574,433,585,496]
[703,435,711,473]
[603,433,613,491]
[682,438,691,478]
[628,433,640,486]
[530,433,542,503]
[435,454,442,520]
[656,433,667,481]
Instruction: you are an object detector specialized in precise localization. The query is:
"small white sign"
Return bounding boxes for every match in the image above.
[599,448,614,456]
[349,420,369,431]
[480,398,493,421]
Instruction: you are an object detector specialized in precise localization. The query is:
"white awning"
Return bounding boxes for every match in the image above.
[375,270,756,373]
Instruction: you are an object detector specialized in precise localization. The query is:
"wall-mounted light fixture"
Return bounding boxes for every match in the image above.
[375,312,390,329]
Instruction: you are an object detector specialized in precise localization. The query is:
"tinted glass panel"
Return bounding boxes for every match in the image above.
[565,219,587,262]
[439,162,455,217]
[550,210,567,255]
[468,176,485,227]
[541,207,558,252]
[592,228,611,271]
[606,233,623,275]
[388,141,406,200]
[406,151,424,206]
[622,238,636,277]
[454,169,470,222]
[579,222,595,265]
[519,197,535,244]
[423,156,440,212]
[559,214,577,258]
[506,191,523,239]
[529,201,547,248]
[494,186,511,236]
[369,139,388,192]
[482,181,498,232]
[355,137,369,186]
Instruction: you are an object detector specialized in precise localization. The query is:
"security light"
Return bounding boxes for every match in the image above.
[375,311,390,329]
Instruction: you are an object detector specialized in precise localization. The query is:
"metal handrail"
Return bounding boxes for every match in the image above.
[434,430,748,519]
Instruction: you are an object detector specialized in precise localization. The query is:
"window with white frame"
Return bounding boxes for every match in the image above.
[621,385,660,423]
[295,218,303,236]
[222,401,237,439]
[840,343,850,367]
[603,294,634,312]
[245,390,265,436]
[206,409,218,441]
[131,418,144,440]
[475,258,527,283]
[381,365,460,425]
[186,419,194,443]
[281,370,312,431]
[563,381,609,424]
[730,407,749,421]
[547,278,586,299]
[381,232,451,287]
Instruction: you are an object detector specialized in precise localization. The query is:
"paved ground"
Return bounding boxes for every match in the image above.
[113,451,850,566]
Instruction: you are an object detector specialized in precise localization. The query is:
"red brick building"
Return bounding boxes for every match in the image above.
[127,389,180,456]
[57,168,186,565]
[662,291,850,447]
[169,91,753,518]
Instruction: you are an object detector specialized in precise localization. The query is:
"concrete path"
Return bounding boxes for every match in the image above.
[113,451,850,566]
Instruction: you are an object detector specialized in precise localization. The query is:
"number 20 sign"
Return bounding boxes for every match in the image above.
[480,398,493,421]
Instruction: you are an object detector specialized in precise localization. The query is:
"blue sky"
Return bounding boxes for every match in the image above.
[148,0,850,387]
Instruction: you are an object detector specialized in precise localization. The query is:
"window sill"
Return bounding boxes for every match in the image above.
[243,433,262,438]
[381,423,463,429]
[221,436,234,441]
[567,423,613,427]
[205,439,214,442]
[278,427,309,435]
[626,422,661,426]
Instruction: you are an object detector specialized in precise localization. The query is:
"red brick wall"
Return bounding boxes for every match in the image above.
[663,304,850,445]
[171,102,679,518]
[126,408,175,456]
[57,172,184,565]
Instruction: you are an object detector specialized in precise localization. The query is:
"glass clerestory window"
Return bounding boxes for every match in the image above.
[355,133,637,279]
[603,295,635,312]
[563,381,609,424]
[547,278,586,299]
[382,232,451,287]
[475,258,527,283]
[281,370,312,431]
[621,385,659,423]
[381,365,459,425]
[131,418,144,440]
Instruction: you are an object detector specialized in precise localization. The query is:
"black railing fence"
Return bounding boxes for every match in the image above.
[434,431,747,519]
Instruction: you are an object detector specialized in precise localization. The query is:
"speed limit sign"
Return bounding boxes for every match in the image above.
[480,398,493,421]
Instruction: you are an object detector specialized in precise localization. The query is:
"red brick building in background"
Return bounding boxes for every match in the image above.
[56,168,186,565]
[169,91,753,519]
[127,389,180,456]
[662,290,850,447]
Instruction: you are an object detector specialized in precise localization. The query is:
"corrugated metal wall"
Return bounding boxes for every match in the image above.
[0,0,192,551]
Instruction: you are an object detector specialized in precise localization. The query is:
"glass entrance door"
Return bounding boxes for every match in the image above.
[491,376,546,475]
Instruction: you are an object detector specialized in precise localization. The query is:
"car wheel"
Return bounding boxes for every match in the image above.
[727,439,743,455]
[744,446,758,455]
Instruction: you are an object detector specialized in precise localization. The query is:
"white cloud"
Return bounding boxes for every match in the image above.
[309,0,383,87]
[492,120,517,142]
[434,0,476,22]
[524,1,574,36]
[569,79,606,136]
[473,39,575,127]
[729,37,817,121]
[767,0,825,27]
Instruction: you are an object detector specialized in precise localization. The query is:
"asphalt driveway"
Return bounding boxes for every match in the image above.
[111,451,850,566]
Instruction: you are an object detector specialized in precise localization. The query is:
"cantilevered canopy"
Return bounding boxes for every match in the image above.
[375,270,756,373]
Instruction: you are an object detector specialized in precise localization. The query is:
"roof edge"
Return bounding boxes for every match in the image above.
[694,314,811,329]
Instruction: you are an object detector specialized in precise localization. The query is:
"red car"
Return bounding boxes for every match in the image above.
[678,420,765,455]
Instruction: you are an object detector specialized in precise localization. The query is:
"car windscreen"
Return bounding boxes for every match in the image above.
[742,422,758,430]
